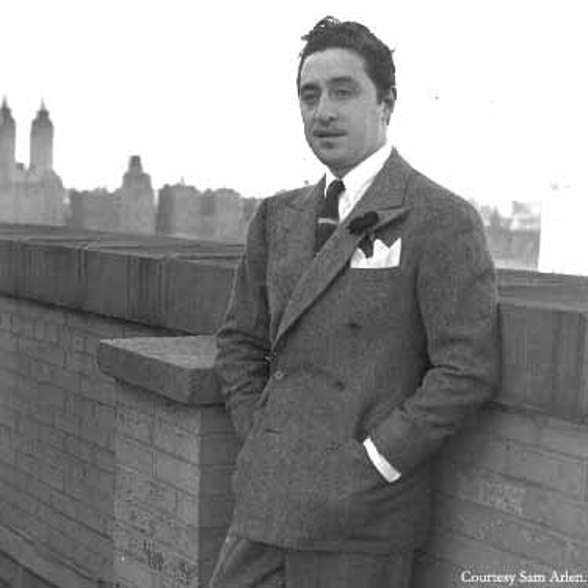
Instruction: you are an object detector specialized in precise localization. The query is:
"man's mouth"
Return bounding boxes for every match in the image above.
[313,130,346,139]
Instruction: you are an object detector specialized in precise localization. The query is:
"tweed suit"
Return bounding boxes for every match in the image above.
[215,148,500,554]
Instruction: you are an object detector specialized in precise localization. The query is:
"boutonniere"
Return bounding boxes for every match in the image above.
[348,211,379,258]
[348,211,379,235]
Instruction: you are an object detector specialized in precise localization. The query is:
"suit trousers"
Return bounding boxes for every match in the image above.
[208,534,414,588]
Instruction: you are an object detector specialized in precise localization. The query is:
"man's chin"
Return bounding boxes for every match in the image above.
[313,150,354,176]
[312,146,346,167]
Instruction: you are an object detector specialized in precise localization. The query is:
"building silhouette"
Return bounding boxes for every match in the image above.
[70,160,259,242]
[1,99,259,241]
[69,156,155,234]
[117,155,156,234]
[156,182,258,242]
[473,199,540,270]
[68,188,119,232]
[0,99,65,225]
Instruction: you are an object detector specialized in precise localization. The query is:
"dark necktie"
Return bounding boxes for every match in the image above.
[315,179,345,253]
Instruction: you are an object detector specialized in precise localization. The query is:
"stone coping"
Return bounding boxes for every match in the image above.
[97,336,220,404]
[0,224,242,334]
[498,299,588,422]
[99,298,588,421]
[1,224,588,332]
[498,269,588,311]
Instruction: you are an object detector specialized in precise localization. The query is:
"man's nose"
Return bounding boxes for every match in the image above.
[314,95,336,123]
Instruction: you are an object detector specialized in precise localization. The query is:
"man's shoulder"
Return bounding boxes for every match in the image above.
[265,184,316,206]
[255,184,319,221]
[404,166,484,234]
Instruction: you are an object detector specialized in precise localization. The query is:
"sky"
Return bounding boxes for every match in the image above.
[1,0,587,214]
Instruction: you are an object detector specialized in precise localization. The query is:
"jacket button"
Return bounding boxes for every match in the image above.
[274,370,285,380]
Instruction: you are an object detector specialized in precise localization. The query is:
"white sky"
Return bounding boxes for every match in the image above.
[2,0,587,212]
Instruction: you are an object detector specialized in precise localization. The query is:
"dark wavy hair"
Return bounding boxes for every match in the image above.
[297,16,397,103]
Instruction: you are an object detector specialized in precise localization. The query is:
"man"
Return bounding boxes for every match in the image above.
[210,16,500,588]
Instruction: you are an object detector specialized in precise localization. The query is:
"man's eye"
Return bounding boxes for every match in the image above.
[301,92,319,104]
[334,88,352,98]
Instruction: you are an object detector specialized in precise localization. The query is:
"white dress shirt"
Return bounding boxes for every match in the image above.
[321,140,401,484]
[324,140,394,221]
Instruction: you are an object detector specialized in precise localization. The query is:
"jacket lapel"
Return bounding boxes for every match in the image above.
[273,149,413,348]
[269,180,323,340]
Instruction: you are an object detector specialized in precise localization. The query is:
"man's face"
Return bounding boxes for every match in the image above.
[298,48,392,178]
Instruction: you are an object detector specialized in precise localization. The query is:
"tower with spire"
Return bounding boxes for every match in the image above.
[116,155,156,233]
[0,98,16,181]
[30,100,53,174]
[0,99,65,225]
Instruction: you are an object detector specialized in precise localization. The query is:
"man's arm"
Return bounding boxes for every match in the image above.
[369,204,500,475]
[215,198,271,442]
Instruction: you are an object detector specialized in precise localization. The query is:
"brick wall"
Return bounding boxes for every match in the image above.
[413,404,588,586]
[0,294,172,587]
[97,322,588,587]
[0,228,587,588]
[112,381,237,588]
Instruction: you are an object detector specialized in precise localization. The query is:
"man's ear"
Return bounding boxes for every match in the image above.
[381,90,395,125]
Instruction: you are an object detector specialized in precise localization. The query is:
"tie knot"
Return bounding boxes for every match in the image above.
[325,179,345,202]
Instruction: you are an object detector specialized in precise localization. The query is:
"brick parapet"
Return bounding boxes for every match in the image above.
[1,226,588,586]
[2,225,588,338]
[0,224,241,335]
[97,336,219,405]
[0,293,176,588]
[413,403,588,585]
[112,381,236,588]
[97,321,588,585]
[498,300,588,423]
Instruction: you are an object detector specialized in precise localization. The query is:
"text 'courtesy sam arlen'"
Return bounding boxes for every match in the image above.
[460,569,587,586]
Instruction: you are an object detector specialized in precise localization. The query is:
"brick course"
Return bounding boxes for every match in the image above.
[109,379,239,588]
[0,294,173,587]
[416,404,588,585]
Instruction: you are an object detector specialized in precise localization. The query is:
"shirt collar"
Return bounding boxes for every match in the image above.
[324,140,394,197]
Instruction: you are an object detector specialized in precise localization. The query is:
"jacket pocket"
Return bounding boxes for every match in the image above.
[231,429,351,538]
[341,443,431,543]
[232,430,389,540]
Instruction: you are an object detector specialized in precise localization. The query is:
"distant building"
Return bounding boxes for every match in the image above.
[117,155,155,234]
[509,201,541,232]
[155,182,200,237]
[69,156,155,234]
[474,199,541,270]
[68,188,119,232]
[71,162,258,242]
[0,99,65,225]
[0,97,256,240]
[155,183,258,243]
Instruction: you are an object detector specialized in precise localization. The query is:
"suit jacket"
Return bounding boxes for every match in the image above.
[215,149,500,554]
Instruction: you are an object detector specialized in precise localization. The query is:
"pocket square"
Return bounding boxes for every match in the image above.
[350,238,402,269]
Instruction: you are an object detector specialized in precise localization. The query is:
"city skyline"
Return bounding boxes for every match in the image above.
[2,0,586,212]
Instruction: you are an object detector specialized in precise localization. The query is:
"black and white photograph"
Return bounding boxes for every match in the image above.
[0,1,586,587]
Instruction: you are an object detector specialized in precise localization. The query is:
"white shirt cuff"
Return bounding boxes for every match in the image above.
[363,437,401,483]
